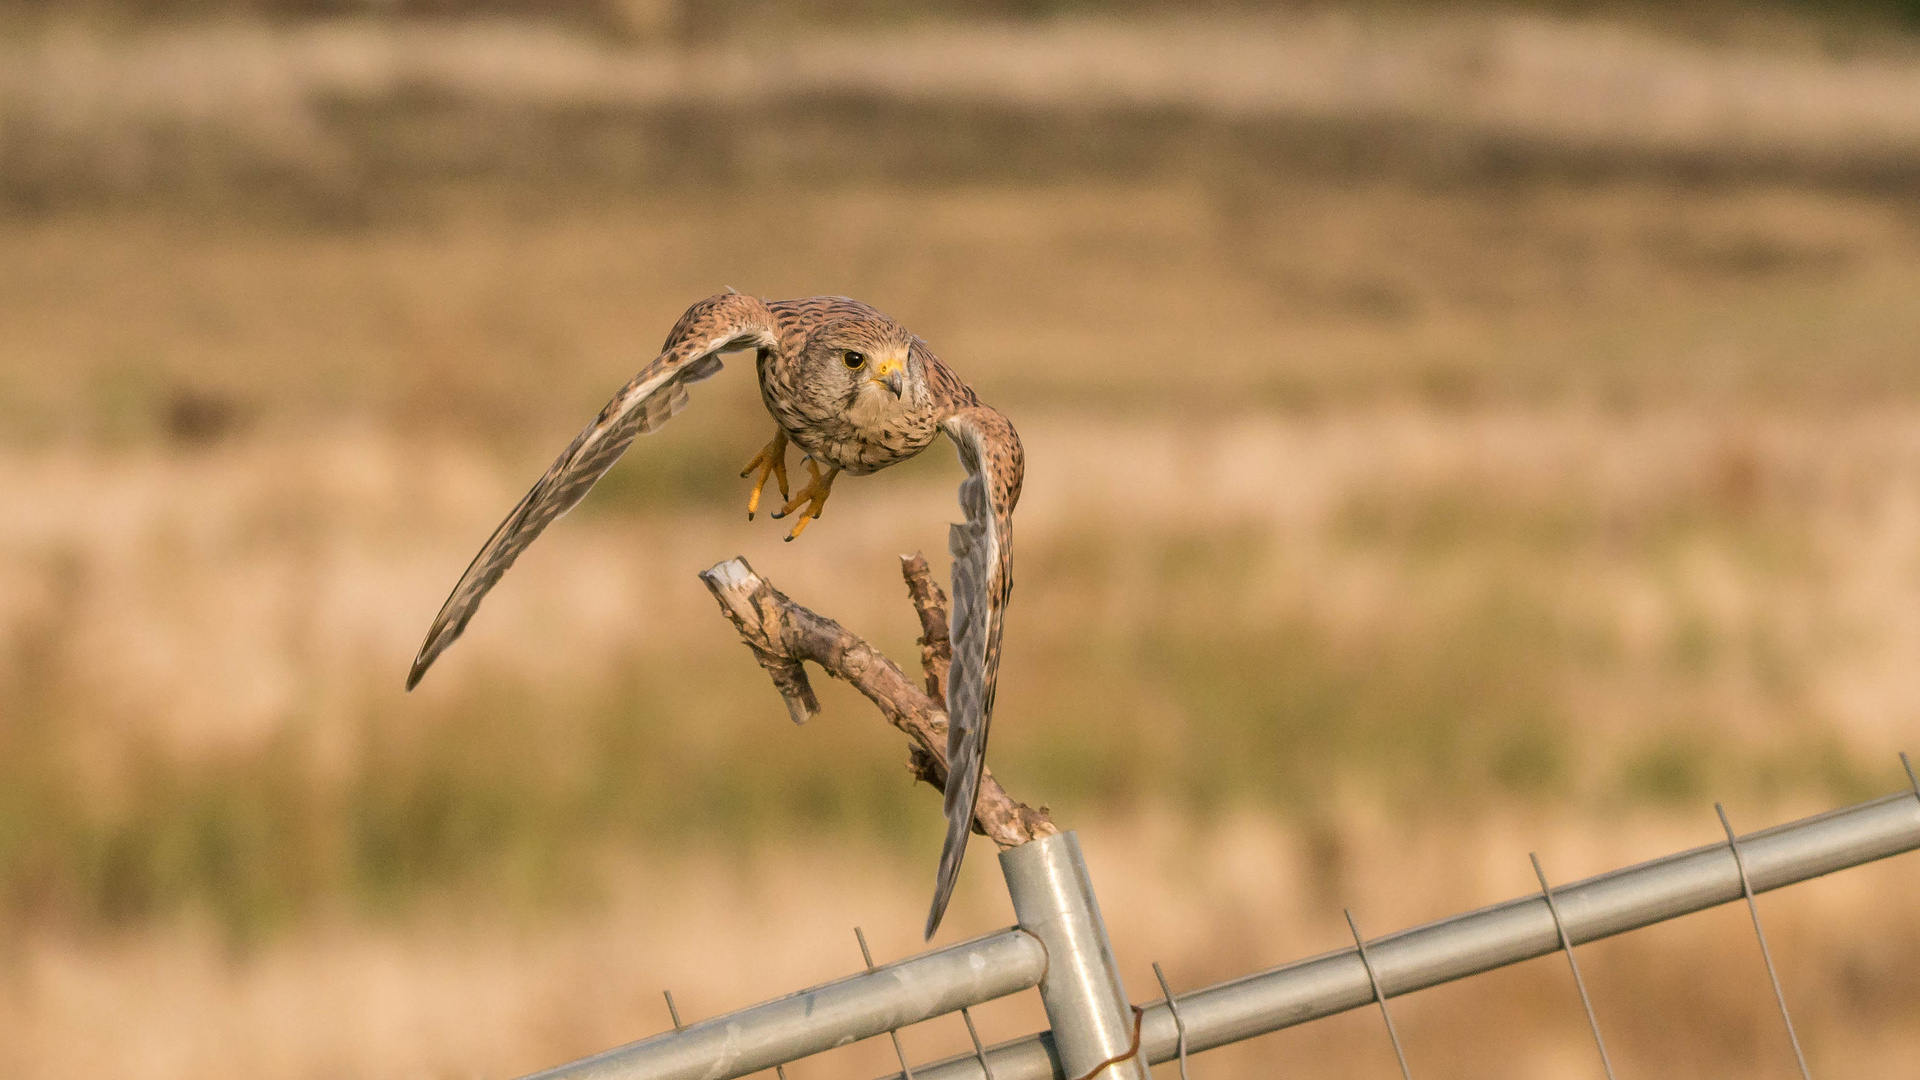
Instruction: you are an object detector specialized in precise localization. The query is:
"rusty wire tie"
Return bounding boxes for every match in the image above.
[1063,1004,1144,1080]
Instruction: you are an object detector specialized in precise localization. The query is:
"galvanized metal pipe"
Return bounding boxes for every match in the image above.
[896,789,1920,1080]
[516,927,1045,1080]
[1000,833,1151,1080]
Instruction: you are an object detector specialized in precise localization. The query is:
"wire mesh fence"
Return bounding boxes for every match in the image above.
[518,754,1920,1080]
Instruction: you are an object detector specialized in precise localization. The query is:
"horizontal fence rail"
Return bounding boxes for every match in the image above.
[893,789,1920,1080]
[510,784,1919,1080]
[520,927,1046,1080]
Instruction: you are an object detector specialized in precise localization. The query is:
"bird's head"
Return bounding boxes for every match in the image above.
[807,313,924,411]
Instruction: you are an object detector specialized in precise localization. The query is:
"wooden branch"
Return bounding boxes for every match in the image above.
[699,556,1056,849]
[900,553,951,709]
[899,553,952,789]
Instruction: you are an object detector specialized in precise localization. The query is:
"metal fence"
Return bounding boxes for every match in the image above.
[521,756,1920,1080]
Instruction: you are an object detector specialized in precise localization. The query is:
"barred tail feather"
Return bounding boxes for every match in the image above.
[927,405,1021,939]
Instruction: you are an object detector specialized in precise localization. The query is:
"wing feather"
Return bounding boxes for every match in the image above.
[927,404,1023,939]
[407,293,776,690]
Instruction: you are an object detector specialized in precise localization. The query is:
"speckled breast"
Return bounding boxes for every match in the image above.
[789,414,941,475]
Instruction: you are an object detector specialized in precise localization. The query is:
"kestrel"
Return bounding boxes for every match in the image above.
[405,292,1022,939]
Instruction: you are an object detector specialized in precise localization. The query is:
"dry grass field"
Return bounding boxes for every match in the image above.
[3,5,1920,1079]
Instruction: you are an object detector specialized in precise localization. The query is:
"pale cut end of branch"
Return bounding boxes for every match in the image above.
[699,557,819,724]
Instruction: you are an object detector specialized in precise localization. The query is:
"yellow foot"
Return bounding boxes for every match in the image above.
[770,458,841,541]
[739,430,790,520]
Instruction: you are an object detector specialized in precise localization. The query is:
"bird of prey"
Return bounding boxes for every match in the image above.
[406,292,1022,939]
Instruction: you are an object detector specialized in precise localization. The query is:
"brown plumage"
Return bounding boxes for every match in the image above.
[406,292,1022,939]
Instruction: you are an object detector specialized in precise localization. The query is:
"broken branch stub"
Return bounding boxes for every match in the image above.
[698,555,1056,849]
[900,552,952,709]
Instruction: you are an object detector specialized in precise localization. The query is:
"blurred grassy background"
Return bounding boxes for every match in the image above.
[4,2,1920,1078]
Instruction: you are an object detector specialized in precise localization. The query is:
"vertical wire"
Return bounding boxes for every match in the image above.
[855,927,917,1080]
[1150,962,1192,1080]
[1344,909,1413,1080]
[960,1007,996,1080]
[1529,853,1618,1080]
[1901,752,1918,800]
[1715,803,1813,1080]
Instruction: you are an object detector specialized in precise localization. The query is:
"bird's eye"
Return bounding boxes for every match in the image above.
[843,351,866,369]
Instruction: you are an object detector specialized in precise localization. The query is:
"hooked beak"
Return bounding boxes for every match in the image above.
[871,357,905,398]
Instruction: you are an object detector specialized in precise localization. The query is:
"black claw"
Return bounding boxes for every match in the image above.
[784,534,795,543]
[747,512,755,520]
[770,510,786,519]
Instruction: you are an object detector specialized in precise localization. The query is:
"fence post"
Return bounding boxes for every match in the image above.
[1000,832,1148,1080]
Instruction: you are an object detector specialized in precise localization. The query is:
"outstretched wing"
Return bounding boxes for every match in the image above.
[927,403,1024,939]
[407,292,777,690]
